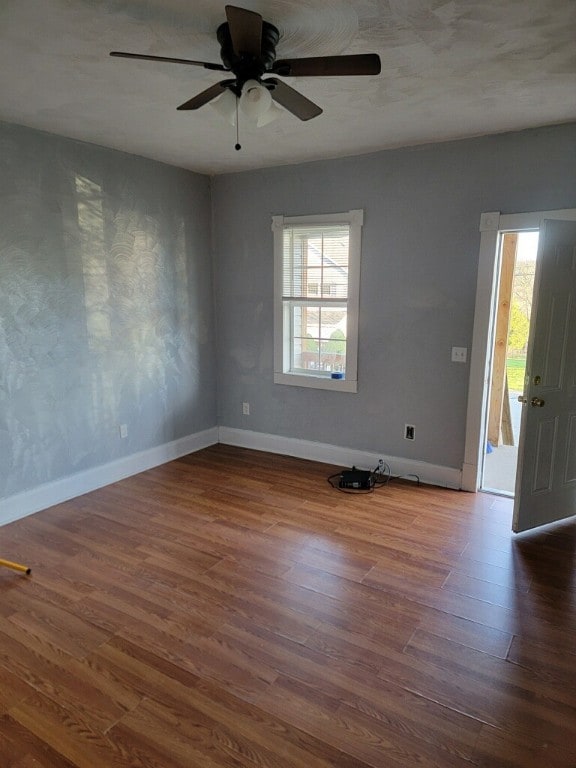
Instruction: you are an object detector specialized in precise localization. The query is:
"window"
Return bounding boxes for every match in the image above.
[272,209,363,392]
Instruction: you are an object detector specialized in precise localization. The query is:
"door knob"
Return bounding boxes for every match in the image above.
[518,395,527,404]
[531,397,545,407]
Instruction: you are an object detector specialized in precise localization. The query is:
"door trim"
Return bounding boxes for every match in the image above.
[462,209,576,492]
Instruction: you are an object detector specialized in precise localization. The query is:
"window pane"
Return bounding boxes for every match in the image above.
[320,307,347,337]
[293,305,320,338]
[292,336,320,371]
[319,307,347,372]
[306,267,321,296]
[319,232,348,299]
[290,304,347,373]
[291,335,303,370]
[291,305,320,371]
[319,339,346,372]
[283,225,349,299]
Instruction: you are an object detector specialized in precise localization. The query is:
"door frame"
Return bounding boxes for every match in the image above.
[462,209,576,493]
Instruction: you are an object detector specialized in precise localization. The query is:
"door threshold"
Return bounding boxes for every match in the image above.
[480,487,514,499]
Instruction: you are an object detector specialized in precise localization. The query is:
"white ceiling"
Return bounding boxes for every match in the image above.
[1,0,575,175]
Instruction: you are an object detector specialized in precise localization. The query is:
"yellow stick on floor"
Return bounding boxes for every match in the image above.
[0,558,31,575]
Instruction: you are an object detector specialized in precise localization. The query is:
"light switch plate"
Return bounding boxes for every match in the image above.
[451,346,468,363]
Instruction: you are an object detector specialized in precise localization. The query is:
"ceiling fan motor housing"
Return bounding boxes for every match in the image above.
[217,20,280,88]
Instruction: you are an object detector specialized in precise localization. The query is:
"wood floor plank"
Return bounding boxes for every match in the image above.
[507,634,576,683]
[442,569,527,609]
[9,693,130,768]
[0,666,33,717]
[334,701,476,768]
[1,444,574,767]
[216,615,483,758]
[473,722,576,768]
[404,629,576,746]
[109,715,231,768]
[448,555,533,590]
[0,577,87,621]
[0,714,78,768]
[362,551,450,592]
[334,522,466,564]
[98,636,367,768]
[251,673,476,768]
[0,620,130,734]
[6,599,110,661]
[118,693,317,768]
[116,619,278,700]
[416,610,513,658]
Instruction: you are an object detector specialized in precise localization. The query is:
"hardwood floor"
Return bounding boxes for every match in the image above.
[1,444,575,767]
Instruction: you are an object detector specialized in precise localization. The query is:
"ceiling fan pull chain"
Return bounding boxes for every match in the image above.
[235,97,241,150]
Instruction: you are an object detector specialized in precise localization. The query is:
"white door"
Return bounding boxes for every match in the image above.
[513,219,576,533]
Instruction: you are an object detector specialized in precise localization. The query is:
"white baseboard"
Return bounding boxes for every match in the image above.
[218,427,462,490]
[1,425,463,528]
[0,427,219,527]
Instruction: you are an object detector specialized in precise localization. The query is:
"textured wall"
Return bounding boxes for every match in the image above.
[0,122,216,499]
[212,123,576,470]
[2,120,575,503]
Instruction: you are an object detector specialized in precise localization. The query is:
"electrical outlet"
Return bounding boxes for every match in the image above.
[242,402,250,416]
[119,424,128,439]
[405,424,415,440]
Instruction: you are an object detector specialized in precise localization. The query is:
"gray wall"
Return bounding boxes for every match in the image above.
[0,122,216,500]
[213,123,576,470]
[2,119,575,504]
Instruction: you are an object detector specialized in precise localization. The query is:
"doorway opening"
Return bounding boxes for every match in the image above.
[481,230,538,496]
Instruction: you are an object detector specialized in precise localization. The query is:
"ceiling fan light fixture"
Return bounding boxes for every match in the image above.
[256,101,283,127]
[211,87,238,125]
[240,79,273,123]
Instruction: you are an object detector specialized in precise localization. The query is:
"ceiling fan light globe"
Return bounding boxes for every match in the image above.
[240,79,273,122]
[257,102,284,127]
[211,88,238,125]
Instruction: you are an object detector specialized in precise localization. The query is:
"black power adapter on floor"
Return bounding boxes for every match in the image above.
[339,467,375,490]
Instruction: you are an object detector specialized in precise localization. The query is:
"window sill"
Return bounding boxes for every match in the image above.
[274,372,357,393]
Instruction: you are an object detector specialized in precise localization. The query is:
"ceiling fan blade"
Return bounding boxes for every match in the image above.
[273,53,381,77]
[177,81,232,110]
[265,79,322,121]
[110,51,228,71]
[225,5,263,57]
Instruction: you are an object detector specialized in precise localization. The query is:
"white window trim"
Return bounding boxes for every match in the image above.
[272,209,363,393]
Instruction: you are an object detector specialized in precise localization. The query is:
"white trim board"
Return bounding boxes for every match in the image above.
[0,427,219,527]
[463,208,576,492]
[218,427,462,490]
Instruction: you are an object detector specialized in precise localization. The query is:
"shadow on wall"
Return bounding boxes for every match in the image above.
[0,136,211,499]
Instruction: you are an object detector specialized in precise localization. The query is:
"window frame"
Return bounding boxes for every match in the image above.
[272,209,363,392]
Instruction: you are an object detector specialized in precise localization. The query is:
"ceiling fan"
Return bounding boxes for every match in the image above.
[110,4,381,122]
